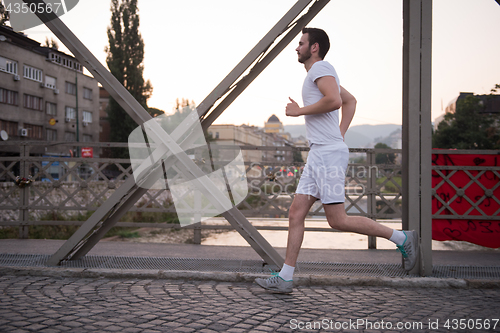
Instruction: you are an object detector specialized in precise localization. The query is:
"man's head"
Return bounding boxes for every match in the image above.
[296,27,330,63]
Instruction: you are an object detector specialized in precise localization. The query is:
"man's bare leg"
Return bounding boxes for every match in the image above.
[323,202,393,239]
[284,194,318,267]
[323,203,419,271]
[254,194,317,293]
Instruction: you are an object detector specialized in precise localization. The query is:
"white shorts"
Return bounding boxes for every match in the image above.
[296,143,349,204]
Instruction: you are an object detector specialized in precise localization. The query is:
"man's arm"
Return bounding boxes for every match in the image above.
[286,76,342,117]
[339,85,357,138]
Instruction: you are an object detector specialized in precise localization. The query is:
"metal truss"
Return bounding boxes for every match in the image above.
[22,0,330,266]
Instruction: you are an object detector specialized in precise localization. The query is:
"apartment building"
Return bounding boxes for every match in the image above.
[208,123,295,165]
[0,25,99,157]
[207,124,263,164]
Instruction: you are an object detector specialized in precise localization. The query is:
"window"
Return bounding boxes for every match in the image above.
[49,53,61,64]
[82,134,92,142]
[215,132,219,139]
[0,56,18,75]
[83,87,92,100]
[46,102,57,116]
[0,119,18,137]
[23,65,43,82]
[24,94,43,111]
[46,128,57,141]
[82,111,92,123]
[24,123,43,140]
[49,53,83,72]
[65,106,76,120]
[64,132,76,141]
[65,81,76,95]
[0,88,19,106]
[45,76,57,89]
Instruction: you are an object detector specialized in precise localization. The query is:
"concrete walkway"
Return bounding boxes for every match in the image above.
[1,239,500,287]
[1,274,499,333]
[1,238,500,265]
[1,239,500,332]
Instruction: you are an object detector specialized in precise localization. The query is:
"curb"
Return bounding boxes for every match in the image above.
[1,266,499,289]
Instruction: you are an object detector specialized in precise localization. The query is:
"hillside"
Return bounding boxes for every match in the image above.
[284,123,401,148]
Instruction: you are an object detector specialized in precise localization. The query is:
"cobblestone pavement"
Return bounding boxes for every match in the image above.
[1,275,499,333]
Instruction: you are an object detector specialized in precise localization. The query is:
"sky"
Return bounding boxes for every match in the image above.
[20,0,500,128]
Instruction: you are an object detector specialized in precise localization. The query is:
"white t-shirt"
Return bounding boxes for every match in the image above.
[302,61,343,146]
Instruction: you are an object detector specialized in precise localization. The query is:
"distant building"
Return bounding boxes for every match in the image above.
[0,25,99,157]
[261,131,293,164]
[264,114,283,134]
[434,92,500,130]
[207,124,262,163]
[208,123,294,165]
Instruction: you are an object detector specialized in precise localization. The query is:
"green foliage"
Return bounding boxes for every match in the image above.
[351,156,366,164]
[0,225,80,240]
[43,37,59,50]
[293,149,304,163]
[374,142,396,164]
[376,199,401,215]
[148,107,165,118]
[106,0,153,158]
[433,92,500,149]
[376,176,402,193]
[0,227,18,239]
[115,230,140,238]
[164,98,215,149]
[243,194,266,209]
[0,207,179,240]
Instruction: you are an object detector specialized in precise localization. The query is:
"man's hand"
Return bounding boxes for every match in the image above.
[286,97,301,117]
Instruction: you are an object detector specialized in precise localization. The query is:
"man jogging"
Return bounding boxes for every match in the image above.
[255,28,419,294]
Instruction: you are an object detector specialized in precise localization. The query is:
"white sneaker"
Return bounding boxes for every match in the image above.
[255,273,293,294]
[397,230,419,271]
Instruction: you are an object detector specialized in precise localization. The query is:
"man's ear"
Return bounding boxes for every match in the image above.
[311,43,319,54]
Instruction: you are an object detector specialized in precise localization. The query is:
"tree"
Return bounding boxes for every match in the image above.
[147,107,164,118]
[43,37,59,50]
[374,142,396,165]
[433,89,500,149]
[0,1,10,26]
[292,149,304,163]
[173,98,196,114]
[105,0,153,157]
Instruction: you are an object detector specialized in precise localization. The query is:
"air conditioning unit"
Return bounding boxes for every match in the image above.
[19,128,28,137]
[65,117,71,123]
[54,89,59,95]
[13,75,20,81]
[40,82,46,88]
[82,122,88,127]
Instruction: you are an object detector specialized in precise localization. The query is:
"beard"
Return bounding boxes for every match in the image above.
[298,48,312,63]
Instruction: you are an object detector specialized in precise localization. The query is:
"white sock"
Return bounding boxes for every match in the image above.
[389,230,407,246]
[278,264,295,281]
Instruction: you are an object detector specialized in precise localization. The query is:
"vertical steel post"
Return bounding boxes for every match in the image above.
[367,150,377,249]
[402,0,433,276]
[193,190,202,245]
[18,144,29,239]
[75,73,79,157]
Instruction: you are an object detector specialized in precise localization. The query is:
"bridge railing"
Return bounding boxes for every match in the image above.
[0,141,417,248]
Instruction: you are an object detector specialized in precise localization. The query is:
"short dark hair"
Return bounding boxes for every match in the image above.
[302,27,330,59]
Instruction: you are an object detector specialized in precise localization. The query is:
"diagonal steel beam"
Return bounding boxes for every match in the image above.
[25,0,330,266]
[201,0,330,128]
